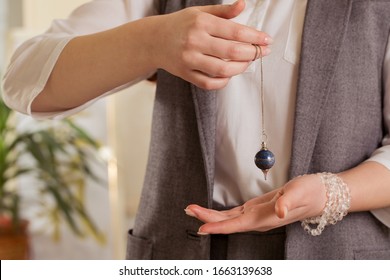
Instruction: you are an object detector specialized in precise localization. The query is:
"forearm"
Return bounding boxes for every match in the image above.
[31,1,271,112]
[32,16,160,112]
[338,161,390,212]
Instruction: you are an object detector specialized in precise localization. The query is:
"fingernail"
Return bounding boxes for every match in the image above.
[184,208,196,217]
[263,47,272,56]
[197,226,209,235]
[264,36,274,44]
[282,206,288,218]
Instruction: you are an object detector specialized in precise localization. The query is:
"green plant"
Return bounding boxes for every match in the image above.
[0,97,105,243]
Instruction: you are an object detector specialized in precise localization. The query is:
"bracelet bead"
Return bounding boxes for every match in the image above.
[301,172,351,236]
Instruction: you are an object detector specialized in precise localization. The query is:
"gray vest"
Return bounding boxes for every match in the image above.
[126,0,390,259]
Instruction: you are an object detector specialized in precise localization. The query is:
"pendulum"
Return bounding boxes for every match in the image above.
[253,44,275,180]
[255,141,275,180]
[254,46,275,180]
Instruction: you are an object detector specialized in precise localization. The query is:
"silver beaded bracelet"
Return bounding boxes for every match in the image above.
[301,172,351,236]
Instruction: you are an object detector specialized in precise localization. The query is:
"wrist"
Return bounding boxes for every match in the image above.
[121,17,160,74]
[135,15,169,71]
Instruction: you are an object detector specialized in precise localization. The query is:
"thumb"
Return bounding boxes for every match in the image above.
[275,194,289,219]
[197,0,246,19]
[274,185,302,219]
[274,175,319,219]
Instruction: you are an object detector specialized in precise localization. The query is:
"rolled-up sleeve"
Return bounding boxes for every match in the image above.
[367,33,390,227]
[2,0,158,119]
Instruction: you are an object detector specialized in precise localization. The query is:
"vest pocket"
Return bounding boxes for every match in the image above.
[126,229,153,260]
[354,249,390,260]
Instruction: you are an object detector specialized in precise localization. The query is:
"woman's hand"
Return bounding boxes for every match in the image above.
[32,0,272,112]
[185,174,327,234]
[151,0,273,90]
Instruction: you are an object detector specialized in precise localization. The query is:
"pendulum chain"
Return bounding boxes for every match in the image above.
[254,45,275,180]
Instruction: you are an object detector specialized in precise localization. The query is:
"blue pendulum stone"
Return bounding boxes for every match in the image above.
[254,142,275,180]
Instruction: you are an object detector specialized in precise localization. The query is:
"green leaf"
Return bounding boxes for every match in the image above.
[1,97,106,242]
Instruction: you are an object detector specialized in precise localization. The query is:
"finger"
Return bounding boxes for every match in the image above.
[204,37,271,61]
[197,197,300,234]
[274,185,303,219]
[190,54,250,78]
[198,215,246,235]
[274,195,289,219]
[243,188,280,208]
[274,184,303,219]
[194,1,272,46]
[197,0,246,20]
[182,69,230,90]
[274,175,325,219]
[208,19,272,46]
[185,204,240,223]
[221,205,244,216]
[198,202,278,234]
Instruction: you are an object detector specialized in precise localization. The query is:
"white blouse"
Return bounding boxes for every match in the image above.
[3,0,390,226]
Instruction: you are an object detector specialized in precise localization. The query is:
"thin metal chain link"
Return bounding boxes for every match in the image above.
[259,47,267,144]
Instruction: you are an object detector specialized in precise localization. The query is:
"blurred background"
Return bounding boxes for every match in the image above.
[0,0,155,259]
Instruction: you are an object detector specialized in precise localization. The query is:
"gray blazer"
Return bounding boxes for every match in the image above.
[126,0,390,259]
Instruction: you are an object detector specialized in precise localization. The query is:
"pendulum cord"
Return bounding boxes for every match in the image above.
[253,45,275,180]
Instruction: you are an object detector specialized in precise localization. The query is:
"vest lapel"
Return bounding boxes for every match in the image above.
[289,0,353,178]
[191,86,217,207]
[185,0,222,207]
